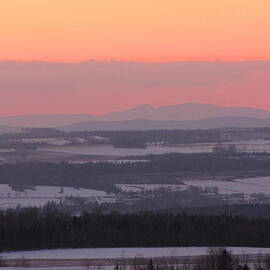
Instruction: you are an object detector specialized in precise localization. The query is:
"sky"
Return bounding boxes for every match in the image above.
[0,0,270,116]
[1,0,270,62]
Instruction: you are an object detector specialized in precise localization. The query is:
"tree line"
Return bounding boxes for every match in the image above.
[1,153,270,191]
[1,208,270,252]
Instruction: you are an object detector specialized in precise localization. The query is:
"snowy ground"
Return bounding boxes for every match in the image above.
[10,137,71,146]
[117,176,270,196]
[0,185,107,198]
[40,144,213,156]
[183,176,270,195]
[116,184,188,193]
[40,140,270,157]
[2,246,270,260]
[0,185,110,209]
[2,176,270,209]
[117,176,270,197]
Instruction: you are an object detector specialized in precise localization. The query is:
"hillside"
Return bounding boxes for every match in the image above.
[2,103,270,128]
[62,117,270,131]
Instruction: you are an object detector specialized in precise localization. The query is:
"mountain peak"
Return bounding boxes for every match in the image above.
[2,103,270,128]
[132,104,154,110]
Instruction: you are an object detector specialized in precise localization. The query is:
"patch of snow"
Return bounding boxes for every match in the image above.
[39,140,270,157]
[11,138,71,146]
[0,185,111,209]
[184,176,270,195]
[2,247,270,260]
[116,184,187,193]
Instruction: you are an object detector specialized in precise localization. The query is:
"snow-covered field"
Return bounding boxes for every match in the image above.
[117,176,270,196]
[0,197,61,209]
[225,140,270,153]
[2,247,270,260]
[0,185,110,209]
[116,184,188,193]
[40,144,213,156]
[183,176,270,195]
[69,159,149,164]
[1,176,270,209]
[40,140,270,157]
[10,138,71,146]
[0,184,107,198]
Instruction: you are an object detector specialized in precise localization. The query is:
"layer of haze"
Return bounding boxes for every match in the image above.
[0,1,269,116]
[0,0,270,62]
[1,61,270,116]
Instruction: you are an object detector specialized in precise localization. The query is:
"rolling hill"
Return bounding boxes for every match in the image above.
[1,103,270,129]
[62,117,270,131]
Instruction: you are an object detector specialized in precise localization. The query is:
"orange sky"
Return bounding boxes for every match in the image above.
[0,1,270,117]
[1,0,270,62]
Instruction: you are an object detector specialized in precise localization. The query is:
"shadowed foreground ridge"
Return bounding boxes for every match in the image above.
[1,208,270,252]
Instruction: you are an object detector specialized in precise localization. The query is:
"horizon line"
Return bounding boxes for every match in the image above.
[1,58,270,64]
[0,102,269,118]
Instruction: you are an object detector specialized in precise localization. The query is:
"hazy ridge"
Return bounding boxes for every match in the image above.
[1,103,270,130]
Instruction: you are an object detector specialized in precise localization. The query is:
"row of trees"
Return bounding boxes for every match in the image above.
[79,129,222,146]
[1,208,270,252]
[0,153,269,194]
[118,248,267,270]
[2,127,270,148]
[0,153,270,190]
[0,128,221,144]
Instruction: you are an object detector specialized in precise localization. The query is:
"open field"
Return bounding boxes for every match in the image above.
[2,139,270,165]
[117,176,270,196]
[40,140,270,157]
[183,176,270,195]
[2,175,270,209]
[39,144,213,156]
[3,246,270,259]
[0,185,112,209]
[2,247,270,269]
[116,184,188,193]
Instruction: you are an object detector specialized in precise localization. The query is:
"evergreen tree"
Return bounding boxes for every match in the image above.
[217,249,234,270]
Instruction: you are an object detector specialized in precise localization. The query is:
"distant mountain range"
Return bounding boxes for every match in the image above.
[1,103,270,131]
[62,117,270,131]
[90,103,270,122]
